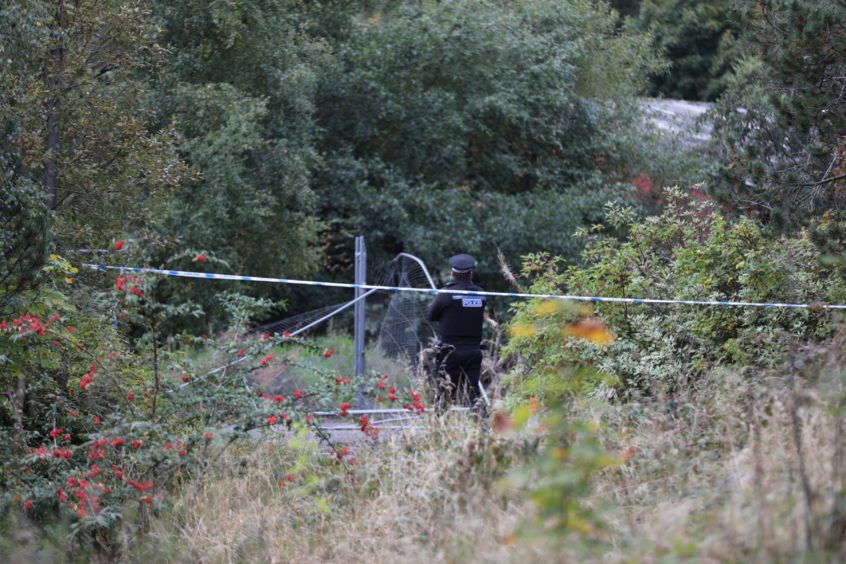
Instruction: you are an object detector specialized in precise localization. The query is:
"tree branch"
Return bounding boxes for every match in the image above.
[800,173,846,187]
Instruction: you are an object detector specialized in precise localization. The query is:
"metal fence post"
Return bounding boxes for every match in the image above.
[354,236,366,379]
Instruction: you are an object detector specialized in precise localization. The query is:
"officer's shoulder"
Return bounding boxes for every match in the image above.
[443,281,459,288]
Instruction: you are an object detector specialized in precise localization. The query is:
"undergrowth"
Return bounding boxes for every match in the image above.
[123,336,846,563]
[5,190,846,562]
[124,416,542,563]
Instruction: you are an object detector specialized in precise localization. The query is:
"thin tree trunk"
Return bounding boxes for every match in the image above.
[45,1,64,209]
[151,313,160,418]
[45,98,60,209]
[10,371,27,450]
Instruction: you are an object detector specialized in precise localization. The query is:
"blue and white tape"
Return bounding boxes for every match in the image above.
[83,263,846,310]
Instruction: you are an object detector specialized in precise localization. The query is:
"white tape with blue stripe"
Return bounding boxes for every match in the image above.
[83,263,846,310]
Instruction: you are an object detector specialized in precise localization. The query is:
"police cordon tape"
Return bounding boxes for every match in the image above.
[83,263,846,310]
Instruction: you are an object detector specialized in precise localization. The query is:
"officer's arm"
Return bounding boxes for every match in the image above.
[426,292,450,322]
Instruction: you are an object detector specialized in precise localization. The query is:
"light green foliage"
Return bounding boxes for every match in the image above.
[315,0,662,270]
[507,189,846,399]
[507,406,615,543]
[154,0,327,280]
[503,253,618,404]
[218,292,281,333]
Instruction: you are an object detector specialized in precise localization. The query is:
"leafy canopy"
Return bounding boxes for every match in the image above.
[153,0,329,279]
[314,0,662,271]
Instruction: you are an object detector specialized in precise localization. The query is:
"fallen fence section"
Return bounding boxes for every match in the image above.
[310,407,469,416]
[308,406,472,432]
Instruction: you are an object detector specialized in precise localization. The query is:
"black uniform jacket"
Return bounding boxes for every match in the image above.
[426,280,486,346]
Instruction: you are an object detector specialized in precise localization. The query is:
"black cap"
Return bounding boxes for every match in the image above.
[448,254,476,273]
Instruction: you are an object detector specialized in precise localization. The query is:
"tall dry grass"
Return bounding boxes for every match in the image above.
[596,340,846,562]
[127,417,558,563]
[119,339,846,563]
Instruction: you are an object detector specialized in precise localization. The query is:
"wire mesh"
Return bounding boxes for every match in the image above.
[371,254,437,366]
[255,301,354,335]
[250,253,438,367]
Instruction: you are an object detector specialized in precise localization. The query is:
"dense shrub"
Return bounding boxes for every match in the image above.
[315,0,663,270]
[636,0,739,101]
[0,253,425,552]
[153,0,327,280]
[505,188,846,401]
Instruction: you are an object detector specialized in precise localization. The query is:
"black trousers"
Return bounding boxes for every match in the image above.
[437,344,482,410]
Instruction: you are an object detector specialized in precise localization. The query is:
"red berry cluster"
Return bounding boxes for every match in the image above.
[87,436,125,461]
[31,443,73,460]
[402,391,426,414]
[375,384,399,404]
[3,313,49,336]
[115,274,143,297]
[257,391,298,427]
[79,364,96,390]
[2,311,76,337]
[162,441,188,457]
[49,427,72,442]
[359,415,379,439]
[61,476,108,518]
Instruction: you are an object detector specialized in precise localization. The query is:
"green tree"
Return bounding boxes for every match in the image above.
[637,0,739,101]
[153,0,328,279]
[0,0,184,252]
[709,0,846,226]
[314,0,661,271]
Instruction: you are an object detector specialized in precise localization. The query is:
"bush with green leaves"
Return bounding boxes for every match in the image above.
[505,396,617,544]
[0,250,426,551]
[314,0,663,271]
[505,188,846,401]
[152,0,328,281]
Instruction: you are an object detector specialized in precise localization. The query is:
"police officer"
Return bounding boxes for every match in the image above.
[426,253,486,413]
